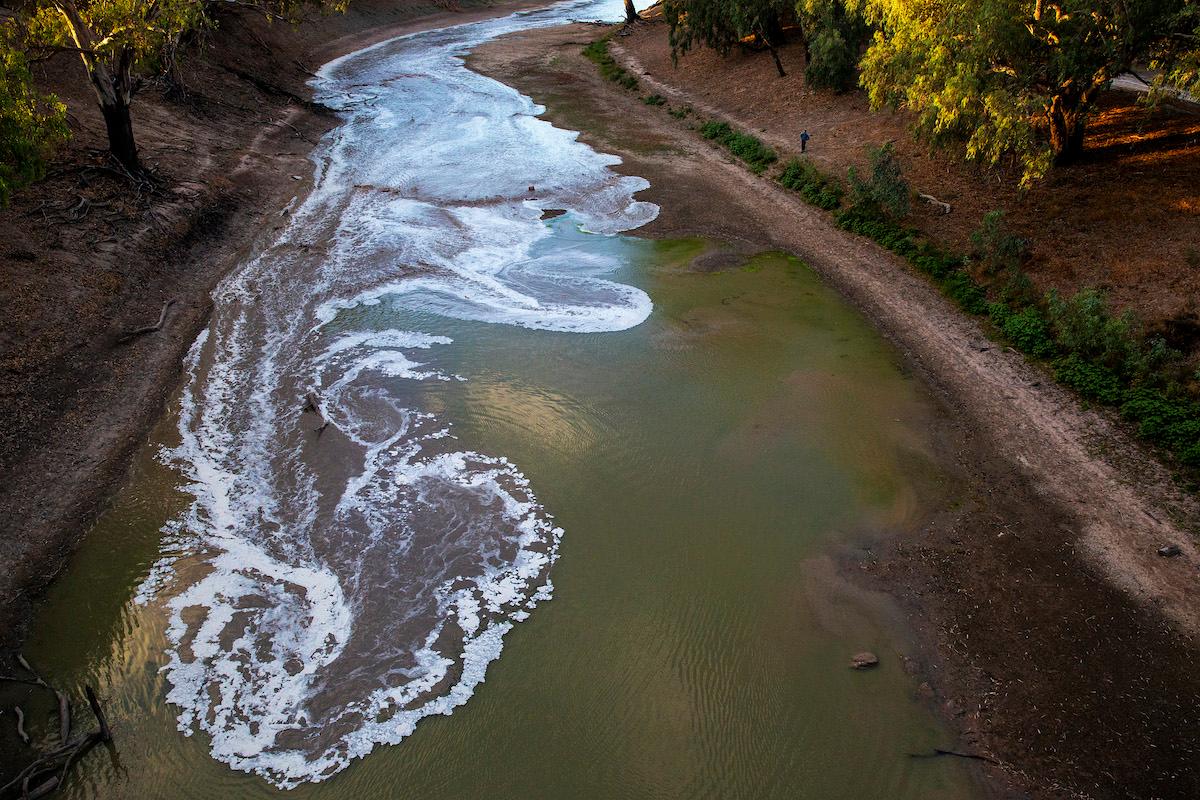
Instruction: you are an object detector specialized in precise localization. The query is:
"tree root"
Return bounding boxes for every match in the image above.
[14,706,29,745]
[117,299,175,343]
[0,656,113,799]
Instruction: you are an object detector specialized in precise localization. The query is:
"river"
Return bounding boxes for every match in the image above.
[16,1,978,797]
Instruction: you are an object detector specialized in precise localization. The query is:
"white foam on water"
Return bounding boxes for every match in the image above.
[140,0,654,788]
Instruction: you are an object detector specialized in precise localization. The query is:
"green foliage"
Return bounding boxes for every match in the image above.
[663,0,792,60]
[0,23,67,204]
[999,307,1057,357]
[1046,289,1154,381]
[847,142,909,218]
[777,158,843,209]
[643,93,667,106]
[28,0,210,76]
[668,104,693,119]
[971,210,1028,277]
[584,38,639,91]
[852,0,1200,185]
[801,0,869,92]
[699,120,777,173]
[1054,355,1124,404]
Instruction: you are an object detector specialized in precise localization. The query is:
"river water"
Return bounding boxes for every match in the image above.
[14,1,977,797]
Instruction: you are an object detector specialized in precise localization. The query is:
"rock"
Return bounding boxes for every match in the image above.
[1158,544,1182,558]
[850,652,880,670]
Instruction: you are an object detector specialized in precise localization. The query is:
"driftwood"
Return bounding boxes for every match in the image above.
[908,747,998,764]
[918,192,952,215]
[14,706,29,745]
[304,392,330,435]
[118,299,175,343]
[55,693,69,747]
[0,656,114,800]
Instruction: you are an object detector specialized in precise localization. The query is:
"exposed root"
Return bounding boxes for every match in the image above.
[117,299,176,343]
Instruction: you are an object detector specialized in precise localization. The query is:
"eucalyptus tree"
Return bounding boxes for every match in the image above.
[23,0,348,175]
[852,0,1200,184]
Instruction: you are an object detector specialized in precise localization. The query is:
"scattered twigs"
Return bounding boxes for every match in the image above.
[118,299,175,343]
[918,192,952,214]
[304,391,330,435]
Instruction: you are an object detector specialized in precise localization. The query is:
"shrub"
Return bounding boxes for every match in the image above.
[644,94,666,106]
[777,158,843,209]
[1046,289,1150,380]
[848,142,910,219]
[971,210,1029,276]
[583,38,638,91]
[1000,307,1057,357]
[0,27,68,205]
[1054,355,1124,405]
[699,120,777,174]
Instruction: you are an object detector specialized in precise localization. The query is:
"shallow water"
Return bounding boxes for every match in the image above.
[13,1,977,796]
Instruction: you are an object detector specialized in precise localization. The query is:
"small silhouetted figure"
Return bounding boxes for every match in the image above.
[800,129,811,153]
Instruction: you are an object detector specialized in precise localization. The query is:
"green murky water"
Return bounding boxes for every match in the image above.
[10,237,975,799]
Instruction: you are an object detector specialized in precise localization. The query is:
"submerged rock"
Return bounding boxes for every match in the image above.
[850,652,880,670]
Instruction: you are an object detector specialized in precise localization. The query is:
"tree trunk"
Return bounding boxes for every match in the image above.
[624,0,639,23]
[1048,103,1086,165]
[101,100,139,174]
[767,41,786,77]
[54,2,142,174]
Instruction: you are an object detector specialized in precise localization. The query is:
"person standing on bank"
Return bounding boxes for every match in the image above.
[800,129,811,153]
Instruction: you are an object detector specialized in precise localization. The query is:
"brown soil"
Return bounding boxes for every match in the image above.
[620,13,1200,358]
[0,0,537,656]
[467,21,1200,800]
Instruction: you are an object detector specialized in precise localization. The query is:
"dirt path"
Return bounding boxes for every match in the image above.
[469,23,1200,799]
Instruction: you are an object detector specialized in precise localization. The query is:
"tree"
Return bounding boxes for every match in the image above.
[26,0,206,174]
[0,21,68,204]
[852,0,1200,184]
[797,0,869,92]
[625,0,641,23]
[22,0,346,176]
[663,0,794,76]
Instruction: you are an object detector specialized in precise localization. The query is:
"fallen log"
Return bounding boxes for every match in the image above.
[918,192,952,215]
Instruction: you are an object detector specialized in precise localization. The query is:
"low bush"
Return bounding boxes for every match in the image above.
[1054,355,1124,405]
[777,158,844,210]
[699,121,777,174]
[583,38,638,91]
[971,210,1028,277]
[999,307,1057,357]
[644,94,666,106]
[847,142,910,219]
